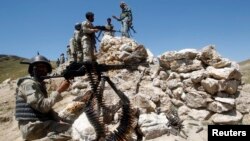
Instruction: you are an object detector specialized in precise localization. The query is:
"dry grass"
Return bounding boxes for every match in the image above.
[0,56,28,83]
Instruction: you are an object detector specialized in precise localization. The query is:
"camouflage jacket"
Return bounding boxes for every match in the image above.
[81,20,96,44]
[16,77,62,115]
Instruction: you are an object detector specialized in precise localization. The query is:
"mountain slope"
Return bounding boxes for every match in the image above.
[0,55,28,83]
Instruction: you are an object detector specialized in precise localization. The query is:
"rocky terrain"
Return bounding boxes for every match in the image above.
[1,35,250,141]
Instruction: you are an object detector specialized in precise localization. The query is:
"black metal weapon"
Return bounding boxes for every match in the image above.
[40,61,139,79]
[94,26,121,33]
[130,25,136,34]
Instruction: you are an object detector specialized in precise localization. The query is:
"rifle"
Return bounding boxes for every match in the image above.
[130,25,136,33]
[94,26,120,33]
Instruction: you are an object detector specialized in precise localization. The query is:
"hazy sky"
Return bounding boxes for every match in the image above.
[0,0,249,62]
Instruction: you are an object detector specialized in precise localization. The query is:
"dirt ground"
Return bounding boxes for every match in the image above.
[0,83,22,141]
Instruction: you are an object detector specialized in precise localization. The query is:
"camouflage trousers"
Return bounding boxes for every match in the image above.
[76,51,83,63]
[18,120,72,141]
[68,52,77,63]
[82,40,96,62]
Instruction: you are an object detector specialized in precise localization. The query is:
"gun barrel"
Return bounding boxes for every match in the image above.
[20,61,30,65]
[99,64,137,72]
[95,25,120,32]
[41,75,64,79]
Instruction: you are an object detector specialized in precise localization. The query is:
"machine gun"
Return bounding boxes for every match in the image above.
[41,61,140,80]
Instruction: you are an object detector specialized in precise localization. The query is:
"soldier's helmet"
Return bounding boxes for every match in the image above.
[28,55,52,74]
[74,23,82,31]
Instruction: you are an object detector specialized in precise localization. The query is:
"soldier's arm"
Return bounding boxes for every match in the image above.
[19,79,63,113]
[82,22,98,33]
[112,15,121,21]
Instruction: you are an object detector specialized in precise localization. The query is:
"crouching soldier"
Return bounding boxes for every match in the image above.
[15,54,72,140]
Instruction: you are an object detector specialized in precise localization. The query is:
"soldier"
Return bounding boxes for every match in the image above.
[15,54,71,140]
[112,1,133,38]
[104,18,115,36]
[66,45,71,62]
[60,53,65,64]
[56,58,60,67]
[81,11,99,62]
[72,22,83,62]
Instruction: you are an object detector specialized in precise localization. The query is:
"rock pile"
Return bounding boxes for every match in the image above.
[159,45,242,124]
[54,35,248,141]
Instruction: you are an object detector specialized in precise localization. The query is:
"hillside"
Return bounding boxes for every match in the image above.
[0,55,28,83]
[0,55,57,83]
[239,59,250,84]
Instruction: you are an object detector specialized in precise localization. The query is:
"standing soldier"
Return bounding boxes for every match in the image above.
[60,53,65,64]
[66,45,71,62]
[56,58,60,67]
[112,1,133,38]
[104,18,115,36]
[72,22,83,63]
[81,11,99,62]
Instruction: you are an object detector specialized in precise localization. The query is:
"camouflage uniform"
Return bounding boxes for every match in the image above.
[66,45,71,62]
[81,20,96,62]
[69,38,77,63]
[114,2,133,38]
[60,53,65,64]
[15,77,72,141]
[73,30,83,63]
[56,58,60,67]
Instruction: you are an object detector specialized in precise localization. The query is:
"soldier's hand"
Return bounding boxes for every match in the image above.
[57,80,70,93]
[93,29,99,32]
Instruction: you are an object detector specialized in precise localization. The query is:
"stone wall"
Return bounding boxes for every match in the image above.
[56,36,249,141]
